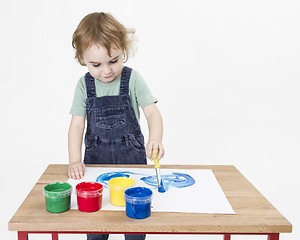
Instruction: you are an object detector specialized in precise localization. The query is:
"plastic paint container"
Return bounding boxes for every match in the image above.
[124,187,153,219]
[43,182,72,213]
[108,177,135,206]
[76,182,103,212]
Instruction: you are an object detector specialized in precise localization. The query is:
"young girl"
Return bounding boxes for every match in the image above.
[68,12,164,240]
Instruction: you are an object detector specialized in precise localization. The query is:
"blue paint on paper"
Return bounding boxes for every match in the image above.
[96,171,195,191]
[158,179,166,193]
[96,171,140,188]
[141,172,195,191]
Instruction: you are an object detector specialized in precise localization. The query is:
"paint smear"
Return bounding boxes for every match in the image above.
[96,171,195,192]
[158,179,166,193]
[141,172,195,191]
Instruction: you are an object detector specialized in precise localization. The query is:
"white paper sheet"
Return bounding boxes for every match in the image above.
[67,167,235,214]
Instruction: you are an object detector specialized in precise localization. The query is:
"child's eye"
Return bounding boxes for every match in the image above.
[93,64,101,67]
[110,59,118,64]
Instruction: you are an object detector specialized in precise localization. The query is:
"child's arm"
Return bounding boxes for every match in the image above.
[143,103,164,160]
[68,115,86,179]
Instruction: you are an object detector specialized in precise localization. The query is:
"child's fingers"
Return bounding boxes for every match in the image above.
[79,164,85,179]
[75,165,84,180]
[71,168,78,180]
[68,168,75,179]
[70,167,79,180]
[146,142,165,160]
[146,144,153,159]
[69,169,75,179]
[147,150,153,160]
[68,165,75,179]
[158,144,165,160]
[152,147,159,160]
[68,163,85,180]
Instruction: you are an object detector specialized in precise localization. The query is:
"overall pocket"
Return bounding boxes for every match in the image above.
[128,135,146,152]
[94,106,126,130]
[84,136,97,152]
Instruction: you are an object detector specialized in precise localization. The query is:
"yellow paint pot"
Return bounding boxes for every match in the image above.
[108,177,135,206]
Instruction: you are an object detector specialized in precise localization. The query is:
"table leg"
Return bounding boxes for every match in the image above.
[18,232,28,240]
[224,234,231,240]
[268,233,279,240]
[52,233,59,240]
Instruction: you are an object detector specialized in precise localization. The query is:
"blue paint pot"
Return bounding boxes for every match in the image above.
[124,187,152,219]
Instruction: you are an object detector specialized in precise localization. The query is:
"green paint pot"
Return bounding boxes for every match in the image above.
[43,182,72,213]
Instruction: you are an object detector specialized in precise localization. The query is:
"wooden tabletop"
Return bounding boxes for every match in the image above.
[8,164,292,234]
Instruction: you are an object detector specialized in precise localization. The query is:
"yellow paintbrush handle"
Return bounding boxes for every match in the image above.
[153,158,160,168]
[152,150,160,168]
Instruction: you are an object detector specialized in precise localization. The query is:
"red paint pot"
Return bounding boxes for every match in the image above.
[76,182,103,212]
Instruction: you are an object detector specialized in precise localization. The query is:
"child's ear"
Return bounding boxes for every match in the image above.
[79,58,86,66]
[122,49,127,62]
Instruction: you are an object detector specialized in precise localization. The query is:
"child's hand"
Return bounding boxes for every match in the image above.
[68,162,85,180]
[146,140,164,160]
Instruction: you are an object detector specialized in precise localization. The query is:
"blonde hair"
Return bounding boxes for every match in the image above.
[72,12,136,66]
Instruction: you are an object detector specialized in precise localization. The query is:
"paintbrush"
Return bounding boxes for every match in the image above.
[153,151,166,193]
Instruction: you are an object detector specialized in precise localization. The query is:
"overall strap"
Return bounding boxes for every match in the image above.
[119,66,132,96]
[85,72,97,98]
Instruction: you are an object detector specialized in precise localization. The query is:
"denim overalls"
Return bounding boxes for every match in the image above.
[84,66,146,240]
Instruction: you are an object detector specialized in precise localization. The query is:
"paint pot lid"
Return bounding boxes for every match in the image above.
[43,182,72,198]
[76,182,103,197]
[124,187,152,203]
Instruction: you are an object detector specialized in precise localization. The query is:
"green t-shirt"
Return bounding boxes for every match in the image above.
[69,68,157,121]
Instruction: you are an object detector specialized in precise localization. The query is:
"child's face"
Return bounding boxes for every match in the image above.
[83,45,123,83]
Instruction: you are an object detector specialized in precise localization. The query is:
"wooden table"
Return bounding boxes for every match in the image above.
[8,164,292,240]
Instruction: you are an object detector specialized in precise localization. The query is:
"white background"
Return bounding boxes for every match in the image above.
[1,1,299,240]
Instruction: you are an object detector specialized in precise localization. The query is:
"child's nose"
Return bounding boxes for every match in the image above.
[103,65,112,74]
